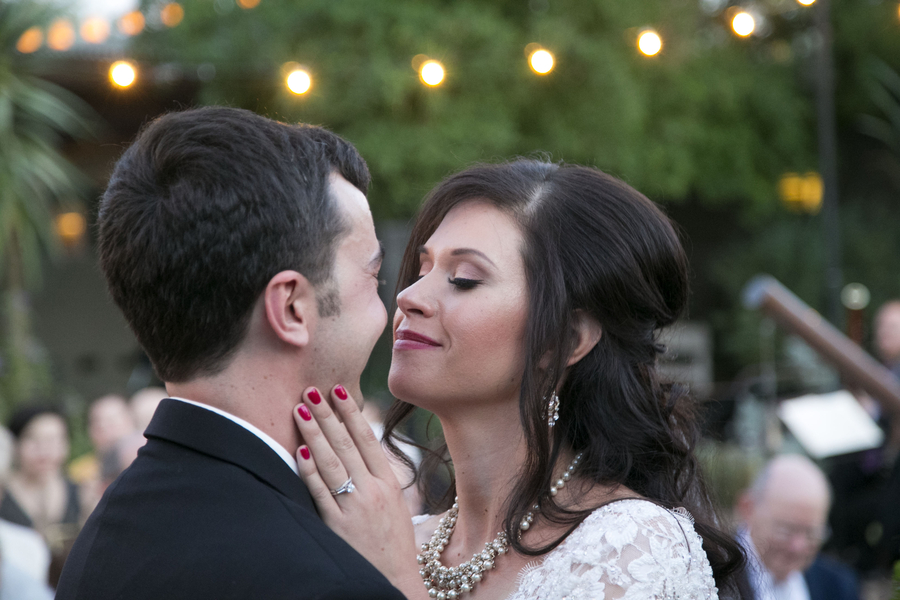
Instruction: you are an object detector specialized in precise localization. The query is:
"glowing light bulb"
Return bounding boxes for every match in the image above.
[15,27,42,53]
[420,60,445,86]
[796,0,815,5]
[80,17,110,44]
[286,69,312,94]
[637,30,662,57]
[47,19,75,51]
[118,11,145,36]
[732,12,756,37]
[529,48,554,74]
[160,3,184,27]
[110,61,137,88]
[55,212,86,245]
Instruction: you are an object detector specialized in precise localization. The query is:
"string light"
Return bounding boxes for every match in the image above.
[118,11,145,36]
[47,19,75,51]
[796,0,815,5]
[110,61,137,88]
[15,27,42,53]
[80,17,110,44]
[529,48,554,74]
[731,12,755,37]
[286,69,312,94]
[160,3,184,27]
[637,30,662,56]
[55,213,87,245]
[419,60,445,86]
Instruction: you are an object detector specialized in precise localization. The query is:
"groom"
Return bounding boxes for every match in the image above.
[56,108,404,599]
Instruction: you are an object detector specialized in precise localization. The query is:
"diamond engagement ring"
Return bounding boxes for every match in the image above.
[329,477,355,496]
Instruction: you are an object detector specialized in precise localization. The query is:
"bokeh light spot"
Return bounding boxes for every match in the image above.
[118,11,145,36]
[161,3,185,27]
[732,12,756,37]
[110,61,137,88]
[15,27,43,53]
[56,213,87,245]
[47,19,75,51]
[529,49,554,74]
[80,17,110,44]
[637,30,662,56]
[287,69,312,94]
[420,60,445,86]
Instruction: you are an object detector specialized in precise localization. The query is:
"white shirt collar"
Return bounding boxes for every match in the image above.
[168,397,298,475]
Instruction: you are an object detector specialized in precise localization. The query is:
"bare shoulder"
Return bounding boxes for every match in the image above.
[412,512,446,549]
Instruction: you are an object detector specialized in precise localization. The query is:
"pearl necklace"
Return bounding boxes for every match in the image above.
[417,453,583,599]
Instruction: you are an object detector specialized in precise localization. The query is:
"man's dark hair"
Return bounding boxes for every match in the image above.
[98,107,370,383]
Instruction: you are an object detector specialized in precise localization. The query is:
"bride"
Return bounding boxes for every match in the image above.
[291,160,744,599]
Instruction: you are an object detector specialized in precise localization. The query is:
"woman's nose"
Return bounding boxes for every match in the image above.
[396,276,435,318]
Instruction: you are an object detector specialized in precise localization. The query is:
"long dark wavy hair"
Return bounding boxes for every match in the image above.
[383,159,744,591]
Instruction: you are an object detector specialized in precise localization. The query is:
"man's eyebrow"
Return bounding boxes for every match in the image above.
[417,245,496,268]
[369,241,385,267]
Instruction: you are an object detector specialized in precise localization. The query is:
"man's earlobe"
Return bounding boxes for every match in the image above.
[264,270,314,348]
[566,310,602,367]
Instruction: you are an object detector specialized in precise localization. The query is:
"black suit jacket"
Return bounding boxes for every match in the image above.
[56,399,406,600]
[735,554,859,600]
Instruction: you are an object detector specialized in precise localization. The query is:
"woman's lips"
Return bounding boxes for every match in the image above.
[394,329,442,350]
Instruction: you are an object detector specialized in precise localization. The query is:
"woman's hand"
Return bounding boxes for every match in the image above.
[293,385,427,600]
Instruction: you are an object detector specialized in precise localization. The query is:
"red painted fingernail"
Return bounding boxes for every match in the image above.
[298,405,311,421]
[335,385,348,400]
[300,447,311,460]
[308,389,322,405]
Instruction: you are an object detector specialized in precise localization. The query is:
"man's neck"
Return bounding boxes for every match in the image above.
[166,367,304,456]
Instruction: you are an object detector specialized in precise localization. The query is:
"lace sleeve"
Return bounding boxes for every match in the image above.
[510,500,718,600]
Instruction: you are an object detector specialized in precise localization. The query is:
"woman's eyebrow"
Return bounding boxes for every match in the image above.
[417,245,496,267]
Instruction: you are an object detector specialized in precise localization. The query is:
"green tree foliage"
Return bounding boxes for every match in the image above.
[134,0,815,218]
[0,0,95,416]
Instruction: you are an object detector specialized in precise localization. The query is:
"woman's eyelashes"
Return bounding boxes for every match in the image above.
[448,277,483,290]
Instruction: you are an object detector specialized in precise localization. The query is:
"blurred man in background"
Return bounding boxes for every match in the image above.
[68,394,134,487]
[736,454,858,600]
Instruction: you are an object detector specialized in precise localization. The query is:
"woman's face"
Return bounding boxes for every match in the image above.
[17,414,69,478]
[388,201,529,413]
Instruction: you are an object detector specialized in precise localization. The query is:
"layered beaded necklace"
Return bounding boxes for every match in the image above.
[417,453,583,599]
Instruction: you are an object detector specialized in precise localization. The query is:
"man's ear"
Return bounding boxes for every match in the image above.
[264,270,316,348]
[566,310,602,367]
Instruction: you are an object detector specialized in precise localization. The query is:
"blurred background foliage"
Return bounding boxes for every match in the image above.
[134,0,817,218]
[0,0,96,417]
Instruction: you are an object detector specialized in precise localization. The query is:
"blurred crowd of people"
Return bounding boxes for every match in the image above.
[0,387,166,596]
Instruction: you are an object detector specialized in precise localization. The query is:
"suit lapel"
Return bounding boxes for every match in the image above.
[145,399,315,511]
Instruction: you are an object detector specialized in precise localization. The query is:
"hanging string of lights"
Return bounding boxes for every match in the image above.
[8,0,862,98]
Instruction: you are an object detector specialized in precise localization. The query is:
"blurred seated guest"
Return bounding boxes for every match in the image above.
[0,425,51,585]
[68,394,135,486]
[97,432,147,492]
[0,406,81,587]
[875,300,900,380]
[736,454,859,600]
[0,546,54,600]
[129,387,167,433]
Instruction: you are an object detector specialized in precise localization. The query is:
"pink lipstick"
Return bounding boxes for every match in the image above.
[394,329,442,350]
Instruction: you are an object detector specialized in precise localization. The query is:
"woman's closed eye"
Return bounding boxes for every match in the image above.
[448,277,482,290]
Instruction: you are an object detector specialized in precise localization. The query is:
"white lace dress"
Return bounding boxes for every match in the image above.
[414,499,718,600]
